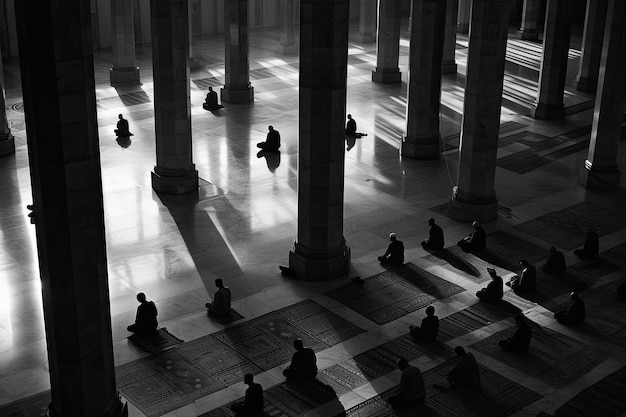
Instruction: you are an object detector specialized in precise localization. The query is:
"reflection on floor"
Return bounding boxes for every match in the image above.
[1,23,626,417]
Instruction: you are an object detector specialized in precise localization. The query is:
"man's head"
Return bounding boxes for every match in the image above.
[347,114,352,120]
[472,221,480,229]
[209,86,213,92]
[426,305,435,316]
[549,245,557,254]
[118,114,123,120]
[244,373,254,385]
[137,292,146,303]
[215,278,224,288]
[396,357,409,370]
[454,346,466,356]
[519,259,529,267]
[571,291,580,301]
[293,338,304,350]
[389,232,397,241]
[428,218,435,226]
[268,125,274,131]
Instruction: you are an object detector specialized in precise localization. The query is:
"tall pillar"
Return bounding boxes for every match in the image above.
[443,0,459,73]
[531,0,571,120]
[448,0,511,222]
[222,0,254,103]
[580,0,625,190]
[0,52,14,156]
[110,0,141,85]
[401,0,447,159]
[372,0,402,83]
[279,0,297,54]
[14,2,127,416]
[288,0,351,280]
[189,0,202,69]
[457,0,471,34]
[517,0,542,41]
[576,0,608,92]
[356,0,377,43]
[150,0,199,195]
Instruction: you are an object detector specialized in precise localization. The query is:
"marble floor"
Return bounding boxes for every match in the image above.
[1,21,626,417]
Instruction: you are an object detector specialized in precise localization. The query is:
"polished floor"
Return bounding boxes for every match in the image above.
[1,21,626,417]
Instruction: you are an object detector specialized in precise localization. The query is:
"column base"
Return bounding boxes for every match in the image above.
[371,68,401,84]
[0,134,15,156]
[288,242,351,281]
[401,135,440,159]
[48,398,128,417]
[579,161,621,190]
[278,43,298,55]
[531,102,565,120]
[517,29,539,41]
[109,66,140,86]
[448,190,498,223]
[456,24,469,34]
[221,85,254,103]
[355,33,376,43]
[575,76,597,93]
[151,165,199,195]
[442,61,458,74]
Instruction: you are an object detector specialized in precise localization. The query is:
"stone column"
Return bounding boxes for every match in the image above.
[401,0,447,159]
[189,0,202,69]
[279,0,297,54]
[531,0,571,120]
[457,0,471,34]
[449,0,511,223]
[222,0,254,103]
[150,0,199,194]
[13,1,127,416]
[580,0,625,190]
[576,0,608,92]
[443,0,458,73]
[517,0,542,41]
[110,0,141,85]
[372,0,402,83]
[288,0,351,280]
[356,0,377,43]
[0,53,14,156]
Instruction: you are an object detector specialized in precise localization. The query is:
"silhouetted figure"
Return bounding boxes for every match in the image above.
[116,136,131,148]
[378,232,405,265]
[257,125,281,151]
[542,246,566,275]
[205,278,232,315]
[554,291,586,325]
[203,86,223,111]
[230,373,264,416]
[283,338,318,381]
[127,292,158,333]
[506,259,536,294]
[409,305,439,342]
[458,221,486,253]
[114,114,133,137]
[476,268,503,302]
[574,229,599,260]
[447,346,481,390]
[387,358,426,407]
[421,218,444,250]
[499,314,531,353]
[257,149,281,172]
[345,114,367,138]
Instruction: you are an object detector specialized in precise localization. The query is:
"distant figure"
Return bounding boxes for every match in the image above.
[345,114,367,138]
[203,86,223,111]
[506,259,536,294]
[554,291,586,325]
[447,346,481,390]
[499,314,531,353]
[283,338,318,381]
[542,246,566,275]
[205,278,232,315]
[378,232,405,265]
[114,114,133,137]
[421,218,444,251]
[230,373,264,416]
[476,268,503,302]
[457,221,486,253]
[409,305,439,342]
[257,125,281,152]
[574,229,599,260]
[127,292,158,333]
[387,358,426,407]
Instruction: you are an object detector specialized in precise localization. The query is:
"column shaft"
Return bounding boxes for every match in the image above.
[576,0,608,92]
[222,0,254,103]
[279,0,297,54]
[289,0,351,280]
[356,0,377,43]
[457,0,471,34]
[14,1,127,416]
[110,0,140,85]
[0,51,14,156]
[443,0,459,73]
[402,0,447,159]
[150,0,199,194]
[449,0,511,222]
[517,0,542,41]
[372,0,402,83]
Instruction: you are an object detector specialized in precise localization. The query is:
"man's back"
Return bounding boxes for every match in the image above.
[137,301,158,330]
[399,366,425,401]
[430,224,444,248]
[244,382,264,412]
[293,347,317,375]
[390,240,404,262]
[213,287,232,314]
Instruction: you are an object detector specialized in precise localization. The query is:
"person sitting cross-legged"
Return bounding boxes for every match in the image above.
[257,125,281,152]
[387,358,426,408]
[458,221,486,253]
[283,338,318,381]
[378,232,405,266]
[506,259,536,294]
[542,245,566,275]
[499,314,531,353]
[230,373,264,417]
[446,346,481,390]
[554,291,586,325]
[409,305,439,342]
[421,218,444,251]
[476,268,503,303]
[574,229,599,260]
[205,278,232,315]
[127,292,158,334]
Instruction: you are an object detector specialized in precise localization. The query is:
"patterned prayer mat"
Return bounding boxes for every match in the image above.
[438,301,522,341]
[475,230,548,271]
[127,327,184,353]
[0,391,51,417]
[421,245,512,284]
[207,308,244,324]
[568,241,626,280]
[325,263,465,324]
[554,366,626,417]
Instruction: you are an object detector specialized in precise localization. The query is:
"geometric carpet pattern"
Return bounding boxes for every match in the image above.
[438,301,522,341]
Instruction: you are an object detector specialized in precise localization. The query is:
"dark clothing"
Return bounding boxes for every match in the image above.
[231,383,264,416]
[127,301,158,333]
[345,118,357,136]
[283,347,317,380]
[422,224,444,250]
[448,352,481,389]
[204,90,221,110]
[257,130,281,152]
[476,275,503,302]
[410,315,439,342]
[379,240,405,265]
[574,235,599,260]
[115,118,132,137]
[555,299,586,325]
[499,323,531,353]
[543,251,566,275]
[458,226,486,253]
[388,366,426,407]
[508,265,536,294]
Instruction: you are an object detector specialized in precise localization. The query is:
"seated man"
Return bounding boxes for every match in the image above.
[574,229,599,260]
[457,221,486,253]
[554,291,586,325]
[127,292,158,333]
[409,305,439,342]
[421,218,444,251]
[202,86,223,111]
[506,259,536,294]
[257,125,281,152]
[476,268,503,302]
[114,114,133,137]
[447,346,481,390]
[345,114,367,138]
[230,373,264,417]
[499,314,531,353]
[542,245,566,275]
[283,338,318,381]
[205,278,232,315]
[378,232,405,265]
[387,358,425,407]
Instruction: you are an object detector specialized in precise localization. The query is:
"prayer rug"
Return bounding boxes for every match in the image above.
[325,263,465,324]
[421,245,510,284]
[440,301,522,337]
[127,327,183,353]
[317,359,372,395]
[0,391,51,417]
[476,231,548,272]
[342,396,396,417]
[554,366,626,417]
[207,308,244,324]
